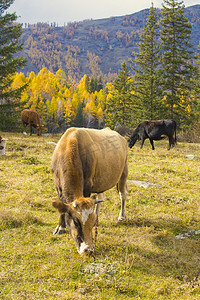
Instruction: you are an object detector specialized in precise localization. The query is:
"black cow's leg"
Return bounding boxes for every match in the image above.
[168,137,171,150]
[168,136,174,150]
[140,138,145,149]
[149,138,155,150]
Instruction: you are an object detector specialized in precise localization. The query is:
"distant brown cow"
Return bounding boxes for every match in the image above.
[21,109,43,136]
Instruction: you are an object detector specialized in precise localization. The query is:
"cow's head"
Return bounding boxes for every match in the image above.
[36,124,43,136]
[52,197,103,255]
[128,132,138,148]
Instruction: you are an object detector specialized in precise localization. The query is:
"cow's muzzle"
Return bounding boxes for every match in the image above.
[78,243,95,255]
[128,140,133,148]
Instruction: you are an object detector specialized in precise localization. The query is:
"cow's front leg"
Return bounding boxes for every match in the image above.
[22,122,27,135]
[83,181,92,197]
[140,138,145,149]
[53,213,66,235]
[29,123,32,136]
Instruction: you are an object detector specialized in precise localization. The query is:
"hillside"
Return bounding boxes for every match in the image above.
[19,5,200,80]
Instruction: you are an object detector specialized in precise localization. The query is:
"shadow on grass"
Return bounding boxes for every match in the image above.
[0,209,47,230]
[0,153,23,159]
[96,239,200,285]
[115,215,190,235]
[95,217,200,286]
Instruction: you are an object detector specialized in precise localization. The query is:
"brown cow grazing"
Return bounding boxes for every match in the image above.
[51,127,128,255]
[21,109,43,136]
[128,119,177,150]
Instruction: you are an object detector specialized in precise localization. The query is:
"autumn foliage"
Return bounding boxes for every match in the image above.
[11,68,109,132]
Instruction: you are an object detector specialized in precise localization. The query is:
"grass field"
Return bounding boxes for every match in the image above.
[0,132,200,299]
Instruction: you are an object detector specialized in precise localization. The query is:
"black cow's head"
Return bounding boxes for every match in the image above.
[128,132,138,148]
[53,197,103,255]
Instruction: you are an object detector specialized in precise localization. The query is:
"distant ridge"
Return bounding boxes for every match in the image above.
[19,5,200,80]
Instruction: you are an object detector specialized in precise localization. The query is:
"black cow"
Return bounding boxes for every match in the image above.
[128,119,177,150]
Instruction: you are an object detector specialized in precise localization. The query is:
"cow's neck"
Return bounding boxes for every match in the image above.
[64,138,84,202]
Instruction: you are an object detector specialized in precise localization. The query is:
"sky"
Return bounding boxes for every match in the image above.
[8,0,199,26]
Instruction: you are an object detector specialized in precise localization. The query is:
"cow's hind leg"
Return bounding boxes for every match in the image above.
[117,163,128,221]
[95,193,104,216]
[168,136,174,150]
[85,181,103,216]
[149,138,155,150]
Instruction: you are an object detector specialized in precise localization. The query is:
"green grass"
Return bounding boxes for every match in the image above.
[0,132,200,299]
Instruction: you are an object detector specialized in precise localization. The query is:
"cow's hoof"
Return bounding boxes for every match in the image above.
[58,229,66,235]
[53,226,66,235]
[118,216,126,221]
[53,229,66,235]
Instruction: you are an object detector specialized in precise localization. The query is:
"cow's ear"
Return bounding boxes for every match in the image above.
[52,200,70,214]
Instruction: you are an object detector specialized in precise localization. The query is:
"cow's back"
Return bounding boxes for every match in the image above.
[77,127,128,192]
[21,109,40,124]
[51,127,128,198]
[21,109,29,123]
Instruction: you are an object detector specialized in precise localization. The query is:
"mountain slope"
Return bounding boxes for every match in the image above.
[19,5,200,80]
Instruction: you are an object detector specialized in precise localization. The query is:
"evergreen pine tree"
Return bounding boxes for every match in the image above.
[133,3,162,121]
[106,61,133,128]
[0,0,26,131]
[160,0,198,122]
[89,78,96,93]
[97,76,103,92]
[73,101,85,127]
[188,42,200,130]
[85,75,90,92]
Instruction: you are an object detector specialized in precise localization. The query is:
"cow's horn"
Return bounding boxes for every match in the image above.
[94,199,104,205]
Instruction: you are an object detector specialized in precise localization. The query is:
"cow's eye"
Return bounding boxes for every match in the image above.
[73,218,79,227]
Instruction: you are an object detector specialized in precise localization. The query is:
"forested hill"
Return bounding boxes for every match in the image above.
[19,5,200,81]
